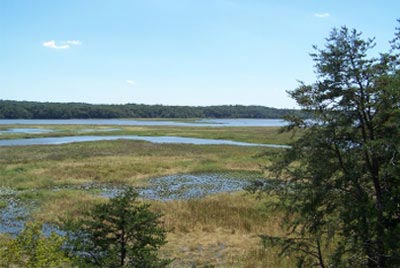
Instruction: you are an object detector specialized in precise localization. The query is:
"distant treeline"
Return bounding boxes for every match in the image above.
[0,100,306,119]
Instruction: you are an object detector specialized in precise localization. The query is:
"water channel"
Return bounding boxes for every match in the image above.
[0,118,288,127]
[0,135,290,148]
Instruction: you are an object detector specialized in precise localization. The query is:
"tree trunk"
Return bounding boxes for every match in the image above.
[120,228,126,267]
[316,238,326,268]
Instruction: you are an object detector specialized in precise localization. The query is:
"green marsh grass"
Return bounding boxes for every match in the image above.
[0,124,301,145]
[0,126,297,267]
[0,140,276,189]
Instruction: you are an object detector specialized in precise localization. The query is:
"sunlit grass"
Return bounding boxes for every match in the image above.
[153,192,292,267]
[0,140,276,189]
[0,124,301,144]
[0,129,296,267]
[24,189,293,267]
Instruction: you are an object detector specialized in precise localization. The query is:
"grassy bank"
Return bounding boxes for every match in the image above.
[0,125,300,145]
[0,140,278,189]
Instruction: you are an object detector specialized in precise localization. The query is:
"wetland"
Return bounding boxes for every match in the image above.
[0,121,295,267]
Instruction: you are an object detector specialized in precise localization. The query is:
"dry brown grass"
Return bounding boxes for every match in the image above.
[27,190,293,267]
[31,190,102,224]
[151,193,292,267]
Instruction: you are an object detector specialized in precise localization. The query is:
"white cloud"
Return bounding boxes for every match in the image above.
[42,40,70,49]
[126,80,136,86]
[314,13,330,18]
[42,40,82,49]
[65,40,82,45]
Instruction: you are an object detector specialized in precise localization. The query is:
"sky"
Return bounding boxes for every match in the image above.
[1,0,399,108]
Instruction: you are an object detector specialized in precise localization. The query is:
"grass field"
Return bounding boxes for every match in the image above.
[0,124,300,145]
[0,140,279,189]
[0,125,296,267]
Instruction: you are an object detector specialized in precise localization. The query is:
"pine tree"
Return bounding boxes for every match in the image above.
[64,187,170,267]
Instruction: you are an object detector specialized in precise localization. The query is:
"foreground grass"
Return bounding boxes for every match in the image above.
[28,190,292,267]
[154,193,291,267]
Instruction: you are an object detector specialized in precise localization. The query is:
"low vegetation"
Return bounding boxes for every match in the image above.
[0,125,300,145]
[154,192,290,267]
[0,128,285,267]
[0,140,276,189]
[0,222,72,267]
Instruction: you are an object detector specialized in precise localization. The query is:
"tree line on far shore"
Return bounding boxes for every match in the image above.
[0,100,306,119]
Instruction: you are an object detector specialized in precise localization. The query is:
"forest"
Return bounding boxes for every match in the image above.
[0,100,305,119]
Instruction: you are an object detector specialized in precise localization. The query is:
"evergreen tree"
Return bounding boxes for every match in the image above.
[260,25,400,267]
[63,188,170,268]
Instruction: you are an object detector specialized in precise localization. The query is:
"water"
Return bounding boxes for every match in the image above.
[0,127,121,135]
[0,128,52,134]
[77,128,120,133]
[102,173,259,200]
[0,173,270,234]
[197,118,287,127]
[0,200,30,235]
[0,188,30,235]
[139,173,251,200]
[0,118,288,127]
[0,197,63,236]
[0,135,290,148]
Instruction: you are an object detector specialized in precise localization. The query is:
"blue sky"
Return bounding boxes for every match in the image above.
[1,0,399,108]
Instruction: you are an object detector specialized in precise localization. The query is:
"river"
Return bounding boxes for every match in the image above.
[0,135,290,148]
[0,118,287,127]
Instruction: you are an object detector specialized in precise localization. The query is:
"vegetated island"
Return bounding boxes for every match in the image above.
[0,100,306,119]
